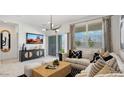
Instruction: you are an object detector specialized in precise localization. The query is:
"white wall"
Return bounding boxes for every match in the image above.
[18,23,45,50]
[0,23,18,60]
[17,23,46,57]
[111,15,120,53]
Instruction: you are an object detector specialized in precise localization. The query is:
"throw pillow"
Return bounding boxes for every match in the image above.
[88,58,106,77]
[102,51,110,58]
[90,53,100,63]
[106,57,120,72]
[103,55,113,61]
[98,49,105,56]
[96,64,117,75]
[70,50,82,58]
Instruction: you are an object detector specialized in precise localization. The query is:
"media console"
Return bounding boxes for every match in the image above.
[19,49,44,62]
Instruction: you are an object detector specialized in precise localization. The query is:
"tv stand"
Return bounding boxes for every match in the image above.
[19,49,44,62]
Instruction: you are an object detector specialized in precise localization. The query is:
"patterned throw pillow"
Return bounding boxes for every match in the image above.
[88,58,106,77]
[106,57,120,72]
[69,50,82,58]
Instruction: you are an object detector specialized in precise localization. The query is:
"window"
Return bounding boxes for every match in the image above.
[74,19,104,49]
[88,22,103,48]
[74,25,87,48]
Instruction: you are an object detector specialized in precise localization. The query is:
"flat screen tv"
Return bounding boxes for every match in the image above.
[26,33,43,44]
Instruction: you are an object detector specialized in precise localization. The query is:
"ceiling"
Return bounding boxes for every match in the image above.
[0,15,89,27]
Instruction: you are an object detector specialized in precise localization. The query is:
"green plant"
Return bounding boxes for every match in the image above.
[60,48,65,53]
[88,38,95,48]
[75,40,81,46]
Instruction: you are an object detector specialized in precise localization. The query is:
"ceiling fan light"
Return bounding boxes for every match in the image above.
[41,15,61,32]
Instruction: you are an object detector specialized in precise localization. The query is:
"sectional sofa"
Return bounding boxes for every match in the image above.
[75,51,124,77]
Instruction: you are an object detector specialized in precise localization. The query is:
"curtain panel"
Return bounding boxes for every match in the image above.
[103,16,113,52]
[70,24,75,50]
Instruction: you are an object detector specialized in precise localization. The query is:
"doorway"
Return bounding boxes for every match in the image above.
[48,36,56,56]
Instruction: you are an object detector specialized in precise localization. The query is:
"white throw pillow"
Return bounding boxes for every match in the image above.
[110,53,124,73]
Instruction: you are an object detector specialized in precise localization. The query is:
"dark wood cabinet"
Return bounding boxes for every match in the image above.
[19,49,44,62]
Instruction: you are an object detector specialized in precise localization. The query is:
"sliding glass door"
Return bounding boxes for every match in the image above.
[48,34,67,56]
[48,36,56,56]
[58,35,62,53]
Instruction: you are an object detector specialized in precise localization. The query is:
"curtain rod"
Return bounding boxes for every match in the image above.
[71,15,113,25]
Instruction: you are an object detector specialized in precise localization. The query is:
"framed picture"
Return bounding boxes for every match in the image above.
[26,33,44,44]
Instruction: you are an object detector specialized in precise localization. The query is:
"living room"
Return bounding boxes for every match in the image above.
[0,15,124,77]
[1,0,124,93]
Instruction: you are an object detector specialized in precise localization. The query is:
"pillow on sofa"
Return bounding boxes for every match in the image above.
[90,53,100,63]
[90,51,113,63]
[69,50,82,58]
[106,57,120,72]
[88,58,106,77]
[96,64,117,75]
[102,51,110,57]
[101,51,114,61]
[98,48,105,56]
[110,53,124,73]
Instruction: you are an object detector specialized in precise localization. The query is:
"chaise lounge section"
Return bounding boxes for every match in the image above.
[75,52,124,77]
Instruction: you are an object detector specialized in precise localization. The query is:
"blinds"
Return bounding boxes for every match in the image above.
[88,22,102,31]
[75,25,86,32]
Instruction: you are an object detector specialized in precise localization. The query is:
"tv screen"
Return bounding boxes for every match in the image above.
[26,33,43,44]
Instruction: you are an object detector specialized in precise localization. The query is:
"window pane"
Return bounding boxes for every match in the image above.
[74,25,87,49]
[88,22,103,48]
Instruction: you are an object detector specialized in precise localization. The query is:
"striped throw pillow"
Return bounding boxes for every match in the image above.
[88,59,106,77]
[96,64,117,75]
[106,57,120,72]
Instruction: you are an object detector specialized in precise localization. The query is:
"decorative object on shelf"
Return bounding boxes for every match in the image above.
[53,59,59,66]
[41,15,61,32]
[59,49,65,61]
[0,30,11,52]
[22,43,25,51]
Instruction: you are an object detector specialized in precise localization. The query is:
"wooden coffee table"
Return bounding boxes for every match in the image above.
[32,61,71,77]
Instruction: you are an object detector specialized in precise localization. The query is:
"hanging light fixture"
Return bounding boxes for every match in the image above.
[41,15,61,32]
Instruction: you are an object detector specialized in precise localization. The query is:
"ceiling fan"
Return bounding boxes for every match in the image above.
[42,15,61,32]
[41,15,61,32]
